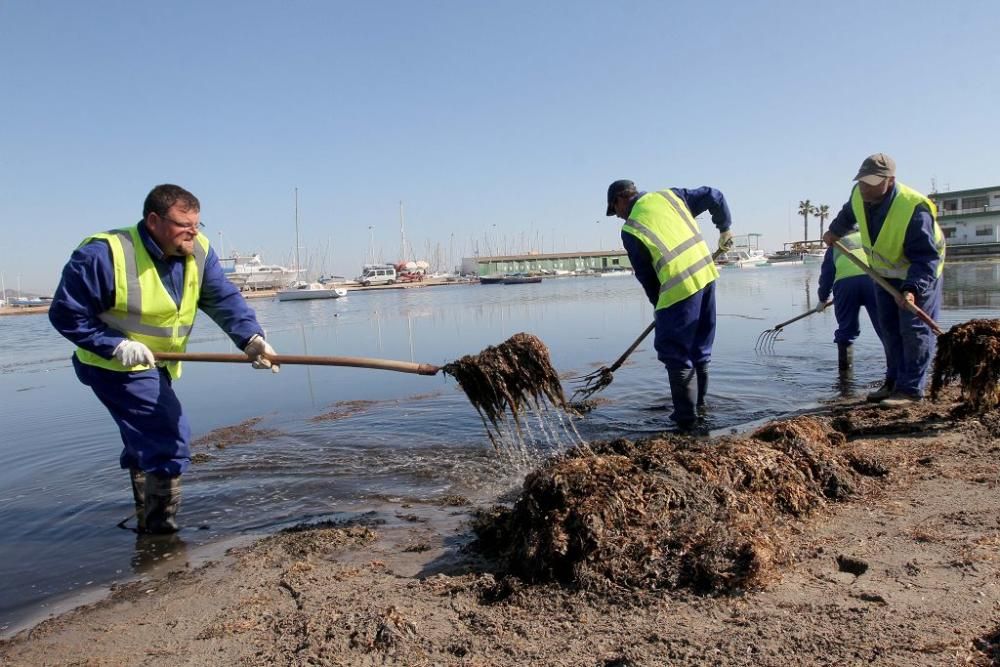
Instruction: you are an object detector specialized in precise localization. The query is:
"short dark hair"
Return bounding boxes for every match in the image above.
[143,184,200,218]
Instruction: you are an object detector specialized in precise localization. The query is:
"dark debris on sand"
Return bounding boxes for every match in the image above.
[472,416,862,597]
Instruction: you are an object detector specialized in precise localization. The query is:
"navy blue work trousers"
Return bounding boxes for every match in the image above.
[832,275,883,346]
[653,282,716,370]
[73,356,191,477]
[874,278,942,397]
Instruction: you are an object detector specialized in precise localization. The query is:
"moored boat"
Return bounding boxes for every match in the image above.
[718,249,769,268]
[766,240,825,266]
[276,282,348,302]
[764,250,804,265]
[220,253,297,290]
[502,274,543,285]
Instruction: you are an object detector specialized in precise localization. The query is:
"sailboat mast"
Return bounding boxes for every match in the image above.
[399,200,406,262]
[294,187,301,280]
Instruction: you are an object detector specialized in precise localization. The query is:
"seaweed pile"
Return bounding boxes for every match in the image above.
[931,319,1000,411]
[473,416,860,596]
[442,332,568,446]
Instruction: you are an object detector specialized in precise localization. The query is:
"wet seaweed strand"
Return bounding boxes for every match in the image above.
[441,333,568,447]
[930,319,1000,411]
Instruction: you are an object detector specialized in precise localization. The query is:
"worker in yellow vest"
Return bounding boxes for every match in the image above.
[607,179,734,431]
[816,231,885,372]
[49,185,280,534]
[822,154,945,406]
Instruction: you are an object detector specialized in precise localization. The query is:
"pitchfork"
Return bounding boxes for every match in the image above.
[755,301,831,352]
[572,245,730,401]
[572,321,656,401]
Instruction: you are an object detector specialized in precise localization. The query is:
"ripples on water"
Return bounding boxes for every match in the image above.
[2,260,999,633]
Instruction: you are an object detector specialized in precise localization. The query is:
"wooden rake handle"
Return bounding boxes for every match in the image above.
[771,301,830,331]
[605,321,655,373]
[153,352,441,376]
[831,240,943,336]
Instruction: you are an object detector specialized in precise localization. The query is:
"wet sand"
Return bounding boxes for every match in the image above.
[2,389,999,666]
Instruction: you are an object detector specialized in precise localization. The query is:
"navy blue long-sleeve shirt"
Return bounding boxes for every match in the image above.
[620,187,732,305]
[826,184,941,295]
[49,222,264,359]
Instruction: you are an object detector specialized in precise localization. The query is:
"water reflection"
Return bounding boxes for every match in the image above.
[131,534,189,576]
[942,261,1000,309]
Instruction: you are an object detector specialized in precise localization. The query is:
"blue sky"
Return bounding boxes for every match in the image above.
[2,0,997,292]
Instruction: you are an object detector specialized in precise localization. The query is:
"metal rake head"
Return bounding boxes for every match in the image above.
[570,366,615,402]
[755,326,784,353]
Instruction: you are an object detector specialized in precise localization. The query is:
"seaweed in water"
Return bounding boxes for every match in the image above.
[442,332,567,447]
[930,319,1000,411]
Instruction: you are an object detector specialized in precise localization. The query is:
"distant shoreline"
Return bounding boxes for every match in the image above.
[0,305,49,317]
[0,278,474,317]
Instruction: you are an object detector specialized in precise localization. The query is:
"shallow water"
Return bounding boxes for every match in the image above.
[1,260,999,634]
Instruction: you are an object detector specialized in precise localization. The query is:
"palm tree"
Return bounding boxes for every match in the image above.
[798,200,816,241]
[814,204,830,239]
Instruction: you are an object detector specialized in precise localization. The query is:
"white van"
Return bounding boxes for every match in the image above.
[360,266,397,287]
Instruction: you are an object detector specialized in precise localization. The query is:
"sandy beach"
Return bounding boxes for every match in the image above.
[1,387,998,667]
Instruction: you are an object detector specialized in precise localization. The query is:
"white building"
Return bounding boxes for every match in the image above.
[929,185,1000,246]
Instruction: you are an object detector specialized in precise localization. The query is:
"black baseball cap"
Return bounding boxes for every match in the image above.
[606,179,636,215]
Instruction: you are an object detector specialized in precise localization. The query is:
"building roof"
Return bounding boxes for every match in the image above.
[930,185,1000,199]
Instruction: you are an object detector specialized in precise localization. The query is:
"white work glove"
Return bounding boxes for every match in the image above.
[244,334,280,373]
[717,230,734,252]
[113,340,156,367]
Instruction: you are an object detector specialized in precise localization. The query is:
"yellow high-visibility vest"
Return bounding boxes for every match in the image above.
[850,182,945,280]
[75,226,208,379]
[833,231,868,282]
[621,190,719,310]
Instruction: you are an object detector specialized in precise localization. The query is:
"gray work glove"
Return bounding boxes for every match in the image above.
[113,340,156,367]
[244,334,280,373]
[717,230,734,252]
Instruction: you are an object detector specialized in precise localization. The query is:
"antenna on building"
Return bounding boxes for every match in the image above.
[930,177,937,194]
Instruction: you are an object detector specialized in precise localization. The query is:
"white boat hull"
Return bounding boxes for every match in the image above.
[277,285,348,302]
[718,250,769,269]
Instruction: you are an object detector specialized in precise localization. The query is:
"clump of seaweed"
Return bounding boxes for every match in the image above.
[191,417,281,450]
[931,319,1000,411]
[442,332,567,447]
[472,416,858,596]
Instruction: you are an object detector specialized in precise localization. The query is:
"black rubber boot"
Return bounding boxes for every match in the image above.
[837,343,853,371]
[866,379,895,403]
[129,469,146,533]
[144,474,181,534]
[667,367,698,430]
[695,363,709,415]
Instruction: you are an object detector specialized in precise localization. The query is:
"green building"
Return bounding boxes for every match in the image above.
[459,250,631,276]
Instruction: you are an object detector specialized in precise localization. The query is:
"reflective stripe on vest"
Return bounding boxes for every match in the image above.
[851,182,945,280]
[621,190,719,310]
[833,231,868,282]
[74,226,208,379]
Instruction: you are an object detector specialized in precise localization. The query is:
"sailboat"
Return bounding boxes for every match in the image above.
[277,189,348,302]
